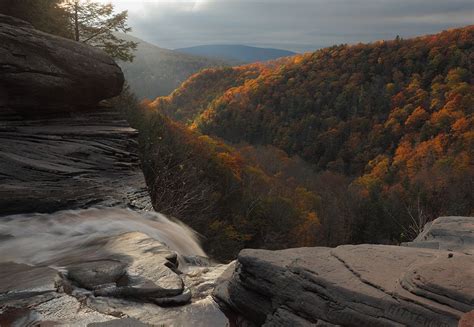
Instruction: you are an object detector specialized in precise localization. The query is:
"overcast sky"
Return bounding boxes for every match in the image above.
[99,0,474,52]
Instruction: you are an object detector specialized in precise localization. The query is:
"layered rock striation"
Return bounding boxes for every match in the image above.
[214,216,474,327]
[0,108,152,215]
[0,14,229,326]
[0,12,147,215]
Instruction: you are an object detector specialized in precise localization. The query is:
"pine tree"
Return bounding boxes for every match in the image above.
[0,0,70,37]
[60,0,137,62]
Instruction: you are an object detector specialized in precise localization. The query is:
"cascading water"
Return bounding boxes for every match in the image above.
[0,208,233,326]
[0,207,206,266]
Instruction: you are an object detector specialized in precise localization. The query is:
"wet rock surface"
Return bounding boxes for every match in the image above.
[0,229,231,326]
[0,14,123,111]
[214,216,474,327]
[0,262,117,325]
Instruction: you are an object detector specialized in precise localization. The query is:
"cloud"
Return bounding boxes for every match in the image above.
[104,0,474,52]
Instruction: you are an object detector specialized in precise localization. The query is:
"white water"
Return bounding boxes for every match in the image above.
[0,207,206,266]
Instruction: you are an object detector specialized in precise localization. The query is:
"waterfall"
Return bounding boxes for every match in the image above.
[0,207,206,266]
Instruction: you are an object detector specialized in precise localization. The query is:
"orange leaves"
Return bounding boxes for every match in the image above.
[452,117,470,134]
[355,155,391,191]
[405,106,429,129]
[394,135,449,178]
[391,91,406,107]
[217,152,243,181]
[291,211,321,247]
[430,107,460,130]
[293,55,305,65]
[394,140,413,166]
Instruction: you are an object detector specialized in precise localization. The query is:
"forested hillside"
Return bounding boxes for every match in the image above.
[146,26,473,256]
[152,56,292,122]
[120,93,331,260]
[117,34,231,99]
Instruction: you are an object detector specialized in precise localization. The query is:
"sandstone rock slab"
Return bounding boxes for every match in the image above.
[403,216,474,254]
[215,217,474,327]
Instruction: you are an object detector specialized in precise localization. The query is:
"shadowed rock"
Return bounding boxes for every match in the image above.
[0,14,227,326]
[0,14,124,111]
[0,262,59,295]
[0,108,152,215]
[0,263,117,325]
[0,15,145,215]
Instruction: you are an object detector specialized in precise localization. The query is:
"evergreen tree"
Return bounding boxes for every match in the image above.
[60,0,137,62]
[0,0,69,37]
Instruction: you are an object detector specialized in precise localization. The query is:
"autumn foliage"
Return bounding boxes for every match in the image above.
[139,26,473,259]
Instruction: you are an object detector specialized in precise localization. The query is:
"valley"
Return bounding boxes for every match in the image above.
[0,1,472,326]
[142,26,473,259]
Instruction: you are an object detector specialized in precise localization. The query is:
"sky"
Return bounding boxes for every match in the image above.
[98,0,474,52]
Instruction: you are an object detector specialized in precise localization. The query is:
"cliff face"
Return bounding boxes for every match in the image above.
[0,14,123,111]
[0,15,229,326]
[0,108,152,215]
[0,13,150,215]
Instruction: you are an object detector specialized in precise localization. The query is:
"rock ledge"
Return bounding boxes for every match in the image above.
[215,216,474,327]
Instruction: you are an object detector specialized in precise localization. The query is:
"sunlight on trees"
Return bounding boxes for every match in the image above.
[147,26,473,250]
[60,0,137,61]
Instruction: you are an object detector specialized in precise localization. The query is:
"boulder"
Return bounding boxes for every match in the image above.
[0,15,145,215]
[402,216,474,254]
[67,260,128,290]
[86,232,187,302]
[215,216,474,326]
[0,14,124,112]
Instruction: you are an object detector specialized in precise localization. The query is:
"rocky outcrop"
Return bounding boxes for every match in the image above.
[402,216,474,254]
[215,216,474,326]
[0,14,138,214]
[0,14,123,111]
[0,108,152,215]
[0,14,230,326]
[0,223,231,326]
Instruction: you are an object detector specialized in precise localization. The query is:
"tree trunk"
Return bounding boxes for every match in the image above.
[74,1,79,41]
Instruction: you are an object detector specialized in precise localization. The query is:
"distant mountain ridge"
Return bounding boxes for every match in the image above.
[117,34,232,99]
[175,44,296,63]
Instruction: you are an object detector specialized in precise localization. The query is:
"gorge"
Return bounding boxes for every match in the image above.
[0,13,473,327]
